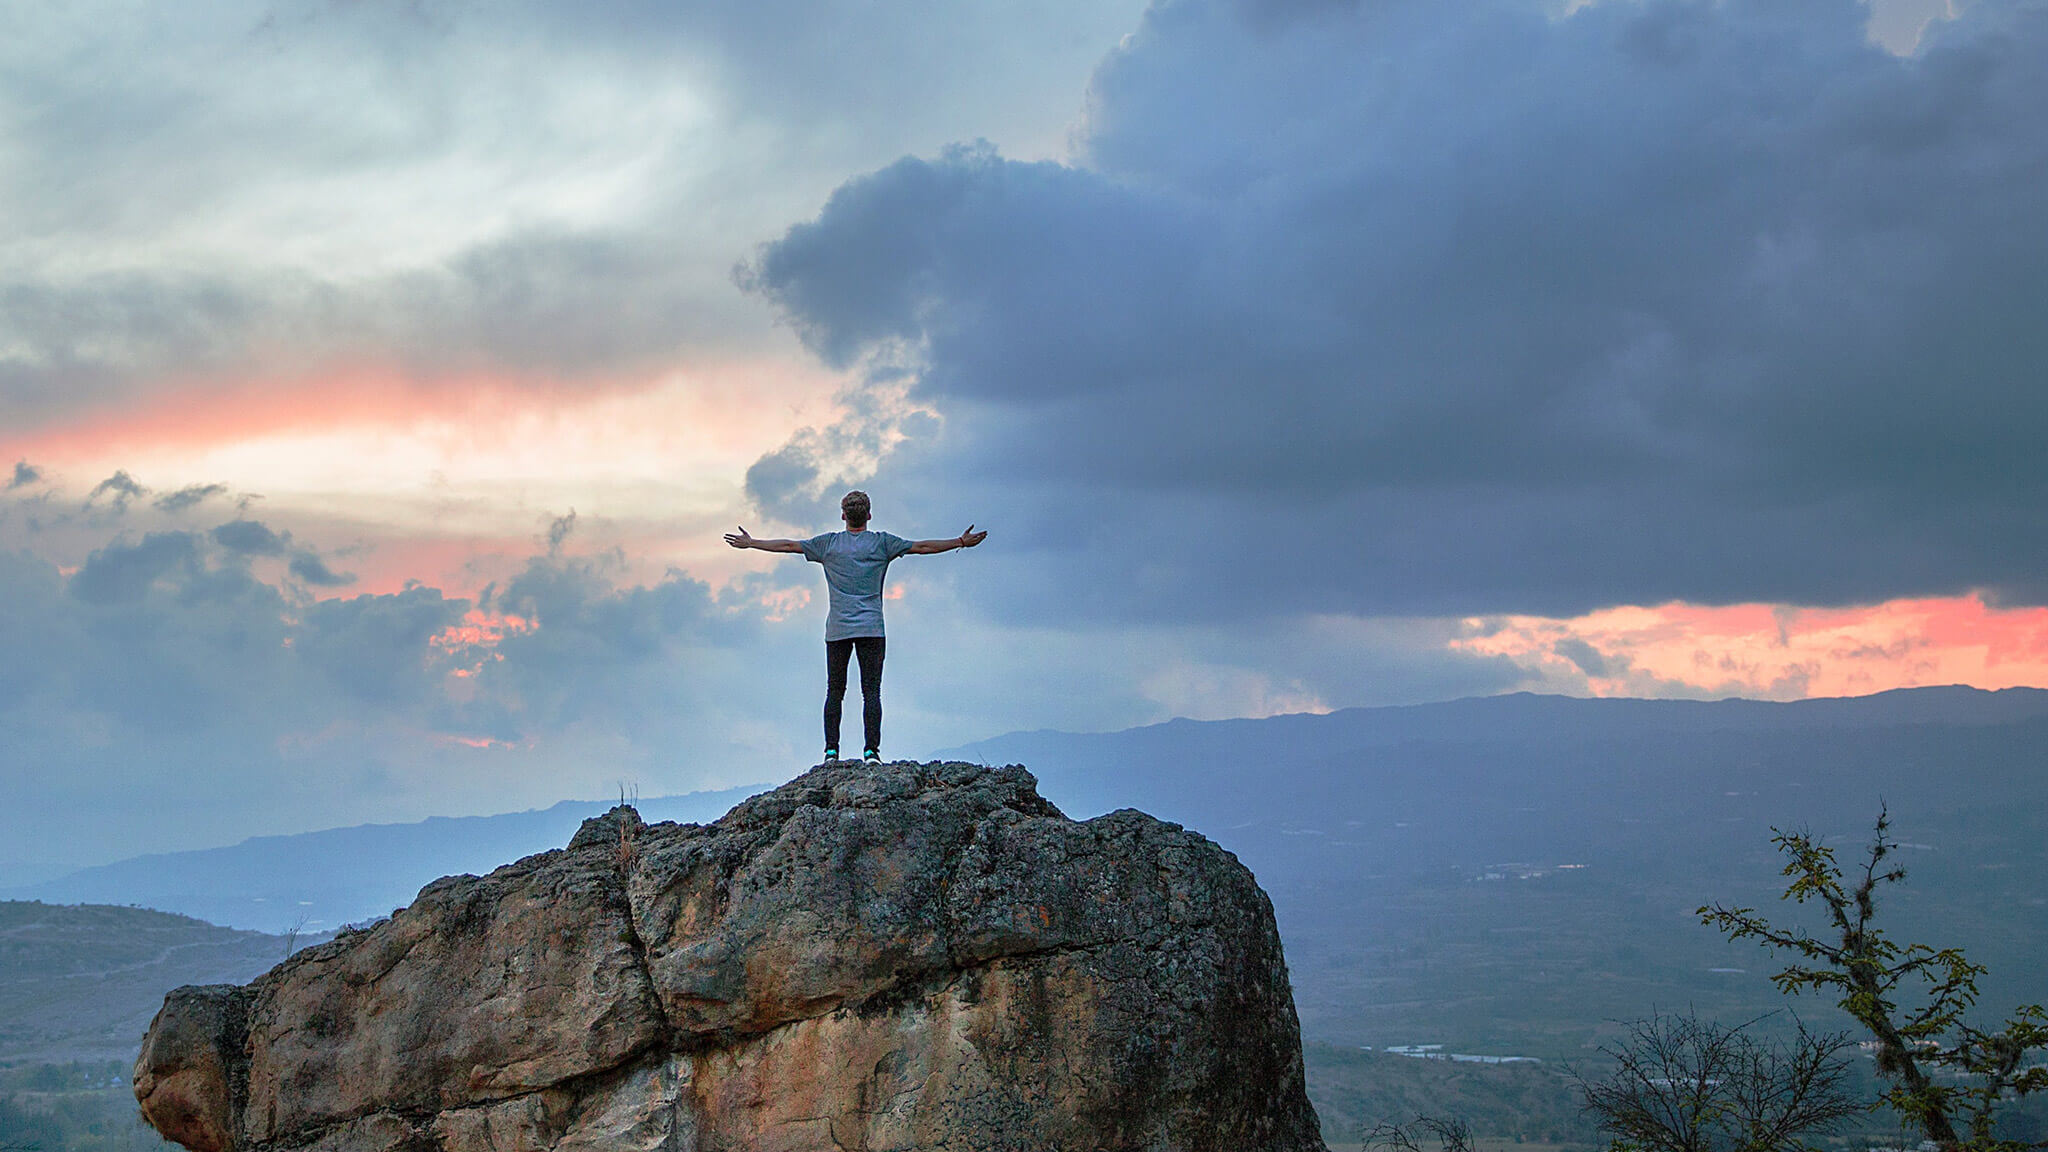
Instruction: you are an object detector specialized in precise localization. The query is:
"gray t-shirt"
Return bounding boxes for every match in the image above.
[801,530,914,640]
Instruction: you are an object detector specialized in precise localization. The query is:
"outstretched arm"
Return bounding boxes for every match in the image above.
[724,526,804,554]
[909,525,988,554]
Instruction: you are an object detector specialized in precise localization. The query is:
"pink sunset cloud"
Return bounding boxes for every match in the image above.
[0,353,849,601]
[1455,595,2048,700]
[0,357,829,475]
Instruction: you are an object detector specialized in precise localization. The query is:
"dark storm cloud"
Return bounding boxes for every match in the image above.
[372,229,758,378]
[154,483,231,514]
[0,277,257,424]
[0,237,742,431]
[68,532,202,605]
[84,471,148,512]
[288,550,356,587]
[484,551,737,665]
[444,549,754,742]
[211,519,288,555]
[296,587,468,703]
[748,0,2048,619]
[1553,637,1611,679]
[0,509,771,870]
[545,510,578,556]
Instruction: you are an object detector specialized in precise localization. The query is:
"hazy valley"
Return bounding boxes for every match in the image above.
[6,686,2046,1147]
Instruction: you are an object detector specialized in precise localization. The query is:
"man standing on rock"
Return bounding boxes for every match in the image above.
[725,490,987,765]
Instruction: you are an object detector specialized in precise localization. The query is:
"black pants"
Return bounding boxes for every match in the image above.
[824,636,886,754]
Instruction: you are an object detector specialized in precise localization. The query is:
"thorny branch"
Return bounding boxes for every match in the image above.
[1699,808,2048,1152]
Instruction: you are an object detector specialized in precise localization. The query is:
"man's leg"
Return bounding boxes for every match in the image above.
[823,639,854,757]
[854,636,886,757]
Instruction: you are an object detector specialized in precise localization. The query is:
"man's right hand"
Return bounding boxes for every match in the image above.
[725,527,805,553]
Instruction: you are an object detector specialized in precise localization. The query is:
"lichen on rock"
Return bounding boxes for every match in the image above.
[136,761,1327,1151]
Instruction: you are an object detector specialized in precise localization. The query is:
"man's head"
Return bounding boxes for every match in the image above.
[840,490,871,530]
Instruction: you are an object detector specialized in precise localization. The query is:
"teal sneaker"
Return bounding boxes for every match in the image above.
[823,748,839,763]
[862,749,881,764]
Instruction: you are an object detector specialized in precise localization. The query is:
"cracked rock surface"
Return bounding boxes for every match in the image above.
[135,761,1327,1152]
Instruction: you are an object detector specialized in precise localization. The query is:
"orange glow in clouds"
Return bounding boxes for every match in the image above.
[2,372,505,464]
[1,355,855,598]
[432,610,535,652]
[431,609,534,686]
[1454,594,2048,699]
[0,357,843,525]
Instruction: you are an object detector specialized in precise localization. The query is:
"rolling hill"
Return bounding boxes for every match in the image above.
[0,902,289,1065]
[943,686,2048,1053]
[4,787,766,934]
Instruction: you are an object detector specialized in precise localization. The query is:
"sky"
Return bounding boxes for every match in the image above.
[3,0,2045,879]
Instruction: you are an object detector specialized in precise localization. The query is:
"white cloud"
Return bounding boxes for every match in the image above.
[0,0,1150,430]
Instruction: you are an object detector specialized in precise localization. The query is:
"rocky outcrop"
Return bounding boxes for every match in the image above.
[135,761,1327,1151]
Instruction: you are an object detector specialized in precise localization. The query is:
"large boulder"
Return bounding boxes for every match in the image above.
[136,761,1327,1151]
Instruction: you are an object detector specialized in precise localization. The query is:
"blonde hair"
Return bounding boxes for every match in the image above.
[840,490,871,527]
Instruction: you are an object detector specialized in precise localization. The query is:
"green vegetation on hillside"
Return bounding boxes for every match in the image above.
[1304,1044,1603,1148]
[1700,814,2048,1152]
[0,902,289,1065]
[0,1062,168,1152]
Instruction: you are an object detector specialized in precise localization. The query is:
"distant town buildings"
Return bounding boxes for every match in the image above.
[1467,862,1586,882]
[1369,1045,1541,1064]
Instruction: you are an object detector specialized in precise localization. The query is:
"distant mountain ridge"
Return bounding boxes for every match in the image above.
[3,787,766,933]
[11,685,2045,1057]
[946,686,2048,795]
[942,684,2048,1052]
[16,686,2046,936]
[940,684,2048,824]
